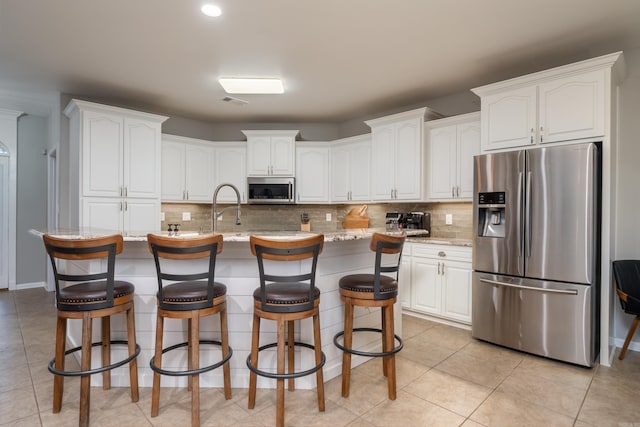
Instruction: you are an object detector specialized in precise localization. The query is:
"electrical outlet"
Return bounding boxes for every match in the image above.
[326,213,332,221]
[182,212,191,221]
[445,214,453,225]
[160,212,165,221]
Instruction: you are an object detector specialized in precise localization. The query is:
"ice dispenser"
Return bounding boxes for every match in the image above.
[477,192,506,238]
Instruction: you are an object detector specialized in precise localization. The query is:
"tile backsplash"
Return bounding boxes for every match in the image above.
[161,201,473,239]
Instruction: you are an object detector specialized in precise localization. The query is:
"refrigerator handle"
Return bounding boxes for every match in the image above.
[479,278,578,295]
[517,171,524,258]
[526,171,532,258]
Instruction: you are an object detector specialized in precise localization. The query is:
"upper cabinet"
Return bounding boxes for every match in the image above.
[473,52,624,152]
[331,135,371,203]
[65,100,167,232]
[366,107,441,201]
[243,130,298,176]
[426,113,480,201]
[214,142,247,203]
[296,142,330,203]
[161,134,215,203]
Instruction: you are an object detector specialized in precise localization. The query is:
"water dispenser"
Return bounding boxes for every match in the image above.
[477,192,506,238]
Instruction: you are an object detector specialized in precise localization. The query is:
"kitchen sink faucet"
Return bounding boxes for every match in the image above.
[212,183,242,232]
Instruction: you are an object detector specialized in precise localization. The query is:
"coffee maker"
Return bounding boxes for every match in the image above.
[402,212,431,236]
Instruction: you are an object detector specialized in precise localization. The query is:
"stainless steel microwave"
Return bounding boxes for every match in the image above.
[247,177,295,204]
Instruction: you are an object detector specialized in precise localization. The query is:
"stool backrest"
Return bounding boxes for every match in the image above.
[370,232,406,300]
[147,234,224,310]
[250,234,324,313]
[43,234,124,311]
[613,260,640,315]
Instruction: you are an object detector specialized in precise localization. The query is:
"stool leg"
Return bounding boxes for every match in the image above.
[220,304,232,400]
[101,316,111,390]
[151,310,164,417]
[381,307,387,378]
[341,299,354,398]
[620,316,640,360]
[126,302,139,402]
[190,311,200,427]
[53,315,67,413]
[313,310,325,412]
[79,312,93,427]
[248,312,261,409]
[276,317,286,427]
[287,320,295,391]
[188,318,193,392]
[383,304,396,400]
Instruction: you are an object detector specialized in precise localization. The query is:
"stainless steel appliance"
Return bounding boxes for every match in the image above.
[247,177,295,204]
[472,142,600,366]
[402,212,431,236]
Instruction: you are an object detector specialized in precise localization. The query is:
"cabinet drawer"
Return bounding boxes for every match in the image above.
[412,244,471,262]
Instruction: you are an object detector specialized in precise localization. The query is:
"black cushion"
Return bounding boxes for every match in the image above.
[159,281,227,304]
[613,260,640,314]
[58,280,135,304]
[339,274,398,295]
[253,283,320,305]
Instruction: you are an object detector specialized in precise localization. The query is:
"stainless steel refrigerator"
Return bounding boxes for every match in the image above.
[472,142,599,367]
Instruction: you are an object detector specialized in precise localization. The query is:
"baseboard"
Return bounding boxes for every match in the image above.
[15,281,47,290]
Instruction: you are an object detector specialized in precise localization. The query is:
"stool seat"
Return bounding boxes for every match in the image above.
[339,274,397,296]
[160,281,227,304]
[253,284,320,305]
[58,281,135,304]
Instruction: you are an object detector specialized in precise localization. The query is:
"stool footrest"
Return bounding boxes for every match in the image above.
[48,340,141,377]
[246,341,326,380]
[150,340,233,377]
[333,327,403,358]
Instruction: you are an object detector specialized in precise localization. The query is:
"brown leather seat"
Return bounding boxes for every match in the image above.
[334,232,406,400]
[147,233,232,427]
[247,234,325,427]
[42,234,140,427]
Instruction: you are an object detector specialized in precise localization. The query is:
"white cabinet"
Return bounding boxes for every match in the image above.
[161,135,215,202]
[331,135,371,202]
[426,113,480,201]
[214,142,247,203]
[474,66,607,152]
[65,99,167,233]
[296,142,330,203]
[407,244,472,324]
[366,108,434,201]
[243,130,298,176]
[399,243,412,309]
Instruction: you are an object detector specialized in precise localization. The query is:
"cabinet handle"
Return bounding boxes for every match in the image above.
[456,186,460,197]
[124,186,128,197]
[530,128,534,144]
[442,263,445,275]
[438,251,446,257]
[119,186,123,197]
[186,190,189,200]
[120,201,123,211]
[394,189,398,199]
[540,126,543,143]
[437,262,441,275]
[452,187,455,197]
[124,200,128,211]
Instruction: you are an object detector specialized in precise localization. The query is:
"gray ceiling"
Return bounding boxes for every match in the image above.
[1,0,639,123]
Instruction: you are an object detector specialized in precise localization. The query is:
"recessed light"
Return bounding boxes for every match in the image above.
[218,78,285,94]
[201,4,222,17]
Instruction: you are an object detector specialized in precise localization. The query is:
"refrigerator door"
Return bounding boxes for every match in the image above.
[473,150,525,276]
[472,272,593,366]
[525,143,597,285]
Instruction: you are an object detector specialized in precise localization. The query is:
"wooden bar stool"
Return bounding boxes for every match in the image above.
[42,234,140,427]
[333,232,406,400]
[147,233,232,427]
[247,234,325,427]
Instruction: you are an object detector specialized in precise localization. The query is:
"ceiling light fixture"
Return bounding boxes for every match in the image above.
[218,78,285,94]
[201,4,222,17]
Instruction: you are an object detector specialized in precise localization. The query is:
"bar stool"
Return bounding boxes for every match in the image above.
[42,234,140,427]
[333,232,406,400]
[147,233,232,427]
[247,234,325,427]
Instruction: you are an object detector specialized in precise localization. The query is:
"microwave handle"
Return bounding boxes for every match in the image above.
[288,181,293,201]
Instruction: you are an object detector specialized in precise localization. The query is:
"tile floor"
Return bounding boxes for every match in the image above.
[2,288,639,427]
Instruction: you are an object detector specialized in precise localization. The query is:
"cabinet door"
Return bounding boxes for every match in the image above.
[482,86,537,151]
[331,145,351,202]
[427,125,456,200]
[246,136,271,176]
[124,118,161,199]
[370,125,395,200]
[538,70,605,144]
[161,140,186,201]
[185,144,214,202]
[215,144,247,203]
[82,111,123,197]
[82,197,123,232]
[456,121,481,199]
[124,198,161,233]
[411,257,441,315]
[349,140,372,201]
[441,260,472,323]
[394,119,422,200]
[270,137,295,176]
[296,145,330,203]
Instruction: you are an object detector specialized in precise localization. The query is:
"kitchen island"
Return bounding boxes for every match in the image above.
[43,229,414,390]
